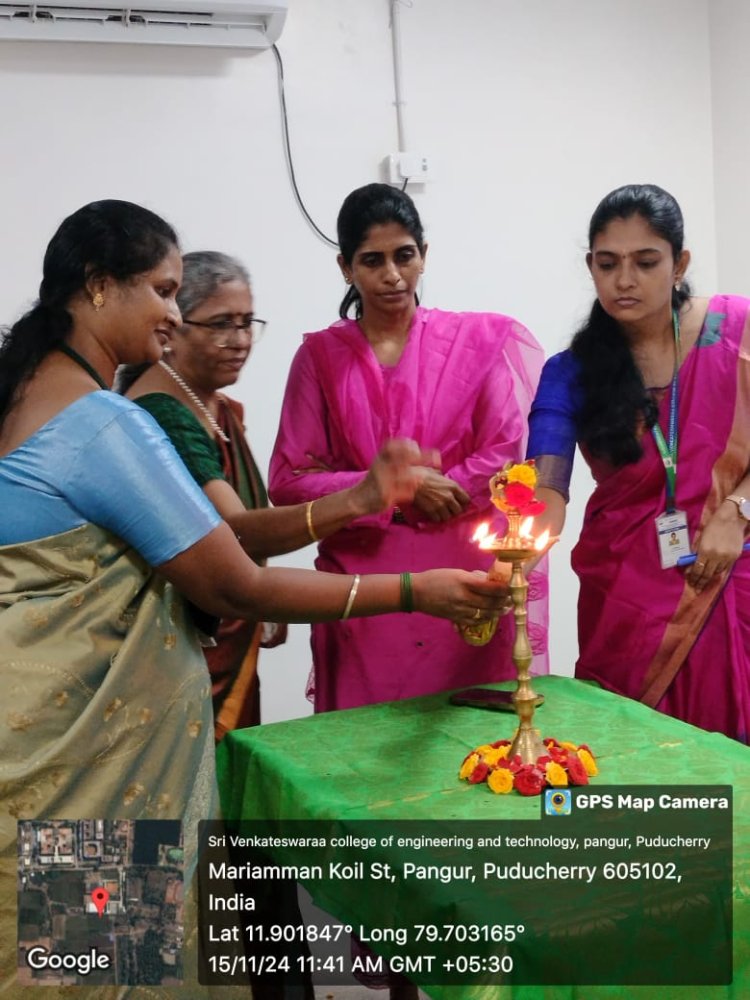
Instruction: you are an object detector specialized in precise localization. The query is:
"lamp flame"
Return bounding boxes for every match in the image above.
[535,528,551,551]
[520,517,534,538]
[472,522,499,550]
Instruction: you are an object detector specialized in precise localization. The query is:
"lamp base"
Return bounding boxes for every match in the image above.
[508,720,547,765]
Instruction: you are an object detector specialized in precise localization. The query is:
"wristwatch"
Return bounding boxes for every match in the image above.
[724,494,750,522]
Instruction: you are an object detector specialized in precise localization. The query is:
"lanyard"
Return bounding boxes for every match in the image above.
[650,310,681,513]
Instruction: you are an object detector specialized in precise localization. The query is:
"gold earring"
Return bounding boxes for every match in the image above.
[92,292,104,311]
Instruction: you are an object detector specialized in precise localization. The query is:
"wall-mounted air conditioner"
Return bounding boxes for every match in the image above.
[0,0,288,48]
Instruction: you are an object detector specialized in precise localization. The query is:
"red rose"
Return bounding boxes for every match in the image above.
[492,740,512,748]
[549,746,568,764]
[565,755,589,785]
[536,755,552,766]
[513,766,547,796]
[507,754,524,773]
[469,762,490,784]
[520,498,546,516]
[504,482,534,507]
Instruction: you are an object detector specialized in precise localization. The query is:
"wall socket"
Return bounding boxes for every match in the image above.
[382,152,432,185]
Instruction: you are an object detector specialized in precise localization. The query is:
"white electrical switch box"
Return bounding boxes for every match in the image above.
[382,152,432,185]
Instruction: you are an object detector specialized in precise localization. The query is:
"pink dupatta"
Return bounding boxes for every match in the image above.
[269,307,548,711]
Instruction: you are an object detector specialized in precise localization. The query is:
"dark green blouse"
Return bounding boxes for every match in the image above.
[135,393,226,487]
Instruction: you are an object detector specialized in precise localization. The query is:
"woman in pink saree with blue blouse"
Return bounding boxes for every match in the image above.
[528,184,750,742]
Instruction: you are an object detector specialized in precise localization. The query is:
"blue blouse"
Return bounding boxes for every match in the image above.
[0,392,221,565]
[526,350,582,500]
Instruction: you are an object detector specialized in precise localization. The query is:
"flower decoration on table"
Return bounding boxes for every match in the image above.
[489,459,547,519]
[459,738,599,796]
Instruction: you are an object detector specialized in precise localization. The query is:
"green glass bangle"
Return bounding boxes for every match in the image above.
[400,571,414,614]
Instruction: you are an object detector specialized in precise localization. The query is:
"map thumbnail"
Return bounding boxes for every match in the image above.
[18,819,184,986]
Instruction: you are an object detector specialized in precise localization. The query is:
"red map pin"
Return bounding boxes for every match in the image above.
[91,887,109,918]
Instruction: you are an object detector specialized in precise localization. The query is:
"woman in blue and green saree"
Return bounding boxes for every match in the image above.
[0,199,510,996]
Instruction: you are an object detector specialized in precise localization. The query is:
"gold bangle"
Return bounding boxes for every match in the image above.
[341,573,361,620]
[305,500,319,542]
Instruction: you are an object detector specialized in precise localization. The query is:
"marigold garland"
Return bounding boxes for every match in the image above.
[459,738,598,796]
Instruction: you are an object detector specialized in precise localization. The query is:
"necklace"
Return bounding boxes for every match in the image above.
[158,360,229,442]
[59,343,109,390]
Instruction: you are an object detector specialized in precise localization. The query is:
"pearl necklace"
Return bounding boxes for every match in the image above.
[158,360,229,443]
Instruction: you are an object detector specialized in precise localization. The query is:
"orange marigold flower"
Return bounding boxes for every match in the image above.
[483,746,509,767]
[578,748,599,776]
[488,768,514,794]
[545,762,569,787]
[506,463,537,487]
[459,753,480,780]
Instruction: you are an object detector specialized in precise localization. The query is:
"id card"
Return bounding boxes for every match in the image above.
[656,510,691,569]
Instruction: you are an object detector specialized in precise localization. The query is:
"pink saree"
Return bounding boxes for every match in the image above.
[572,295,750,741]
[269,307,548,712]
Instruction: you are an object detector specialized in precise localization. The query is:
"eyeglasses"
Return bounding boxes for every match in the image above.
[182,315,267,346]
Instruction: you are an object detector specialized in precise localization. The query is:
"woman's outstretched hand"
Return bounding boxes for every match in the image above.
[355,439,441,513]
[412,568,512,626]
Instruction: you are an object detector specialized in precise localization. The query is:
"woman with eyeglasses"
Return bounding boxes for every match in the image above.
[124,251,464,739]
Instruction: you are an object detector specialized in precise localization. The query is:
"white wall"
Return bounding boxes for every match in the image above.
[709,0,750,297]
[0,0,731,724]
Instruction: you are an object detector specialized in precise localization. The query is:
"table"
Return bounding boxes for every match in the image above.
[216,675,750,1000]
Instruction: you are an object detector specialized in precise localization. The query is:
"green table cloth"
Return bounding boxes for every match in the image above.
[216,675,750,1000]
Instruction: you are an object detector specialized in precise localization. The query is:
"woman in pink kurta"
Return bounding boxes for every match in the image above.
[269,183,548,712]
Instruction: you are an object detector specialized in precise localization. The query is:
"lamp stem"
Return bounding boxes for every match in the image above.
[508,557,546,764]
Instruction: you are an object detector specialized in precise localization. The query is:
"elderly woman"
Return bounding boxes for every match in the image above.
[124,251,445,739]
